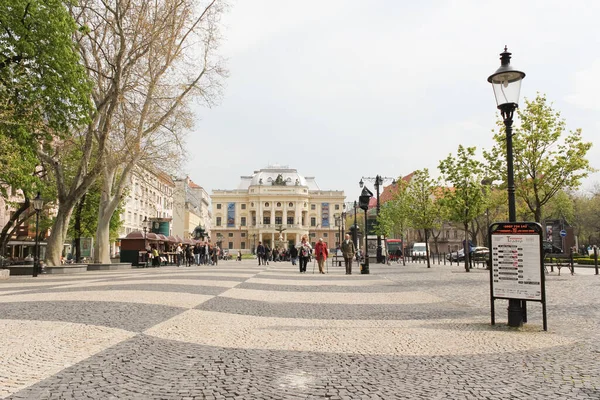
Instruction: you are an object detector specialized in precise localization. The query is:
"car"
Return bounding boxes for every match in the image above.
[411,243,427,259]
[543,241,562,254]
[446,246,489,262]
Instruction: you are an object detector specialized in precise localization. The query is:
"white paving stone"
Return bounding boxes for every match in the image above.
[0,319,135,399]
[144,309,574,356]
[245,277,390,286]
[219,287,443,304]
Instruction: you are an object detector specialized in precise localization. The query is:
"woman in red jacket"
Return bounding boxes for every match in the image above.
[314,238,328,274]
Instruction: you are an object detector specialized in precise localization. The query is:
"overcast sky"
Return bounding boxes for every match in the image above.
[184,0,600,204]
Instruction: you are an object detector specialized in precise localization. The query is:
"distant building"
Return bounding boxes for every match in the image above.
[211,165,345,253]
[172,177,211,239]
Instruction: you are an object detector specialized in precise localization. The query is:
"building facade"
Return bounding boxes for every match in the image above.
[172,177,211,239]
[211,165,345,253]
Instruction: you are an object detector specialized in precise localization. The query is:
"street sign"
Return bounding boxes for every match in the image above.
[560,229,567,237]
[489,222,547,330]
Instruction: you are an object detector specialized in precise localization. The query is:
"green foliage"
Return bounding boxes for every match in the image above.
[483,94,593,223]
[407,169,443,233]
[67,180,124,241]
[374,178,411,238]
[439,145,488,227]
[0,0,92,138]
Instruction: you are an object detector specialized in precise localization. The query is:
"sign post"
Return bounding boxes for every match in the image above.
[489,222,547,331]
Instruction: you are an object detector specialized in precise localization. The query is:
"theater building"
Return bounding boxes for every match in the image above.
[211,165,345,253]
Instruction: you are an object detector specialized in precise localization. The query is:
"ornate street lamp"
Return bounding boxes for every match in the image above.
[353,200,358,250]
[32,192,44,277]
[360,175,396,263]
[488,46,526,327]
[358,187,373,274]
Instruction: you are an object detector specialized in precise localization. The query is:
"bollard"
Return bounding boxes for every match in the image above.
[595,246,598,275]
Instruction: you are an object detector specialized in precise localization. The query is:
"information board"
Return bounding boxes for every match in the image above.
[490,223,543,301]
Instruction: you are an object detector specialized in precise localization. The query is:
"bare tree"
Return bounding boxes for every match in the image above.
[69,0,227,263]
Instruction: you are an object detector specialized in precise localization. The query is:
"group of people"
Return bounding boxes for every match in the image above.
[256,233,357,275]
[147,242,221,267]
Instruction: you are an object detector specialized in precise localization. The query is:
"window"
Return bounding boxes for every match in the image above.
[445,230,450,239]
[228,242,233,249]
[265,202,270,207]
[251,202,254,207]
[241,242,246,249]
[289,202,293,207]
[324,233,328,238]
[263,216,270,224]
[276,202,281,207]
[275,216,282,224]
[241,204,246,210]
[453,230,458,239]
[252,217,256,226]
[311,217,316,227]
[241,217,246,226]
[241,232,246,237]
[335,204,340,210]
[287,217,294,225]
[216,204,222,209]
[216,217,222,226]
[311,204,316,210]
[310,233,316,237]
[228,233,234,237]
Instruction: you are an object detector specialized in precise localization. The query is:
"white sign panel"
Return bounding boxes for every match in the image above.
[491,234,542,300]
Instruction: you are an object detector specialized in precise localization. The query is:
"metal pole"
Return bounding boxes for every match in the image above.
[353,202,358,250]
[33,210,40,277]
[502,105,523,327]
[594,246,598,275]
[362,208,369,274]
[376,176,382,263]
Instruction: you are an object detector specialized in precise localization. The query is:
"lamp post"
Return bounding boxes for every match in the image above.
[335,215,341,248]
[32,192,44,277]
[360,176,396,263]
[488,46,526,328]
[353,200,358,250]
[359,187,373,274]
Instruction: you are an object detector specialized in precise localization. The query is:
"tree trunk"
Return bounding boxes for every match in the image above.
[44,202,75,266]
[94,207,113,263]
[425,229,431,268]
[464,222,470,272]
[73,193,86,263]
[0,199,30,257]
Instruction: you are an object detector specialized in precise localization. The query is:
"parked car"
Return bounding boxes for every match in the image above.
[447,246,489,262]
[411,243,427,259]
[543,242,562,254]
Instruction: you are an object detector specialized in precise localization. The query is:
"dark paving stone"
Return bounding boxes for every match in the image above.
[0,301,185,332]
[196,297,486,320]
[23,283,229,296]
[7,335,600,400]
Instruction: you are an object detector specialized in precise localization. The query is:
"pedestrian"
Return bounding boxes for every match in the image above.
[213,244,219,266]
[175,243,183,267]
[194,243,201,265]
[256,241,265,265]
[297,235,312,273]
[314,238,329,274]
[340,234,356,274]
[186,245,194,267]
[237,250,242,261]
[151,245,160,267]
[264,245,271,265]
[290,245,298,266]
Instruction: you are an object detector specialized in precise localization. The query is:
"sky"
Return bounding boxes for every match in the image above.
[184,0,600,204]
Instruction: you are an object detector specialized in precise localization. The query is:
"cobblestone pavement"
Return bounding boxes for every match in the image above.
[1,260,599,399]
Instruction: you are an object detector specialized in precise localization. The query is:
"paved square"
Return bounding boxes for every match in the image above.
[1,260,599,399]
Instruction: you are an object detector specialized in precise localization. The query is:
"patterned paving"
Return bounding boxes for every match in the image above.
[1,260,599,399]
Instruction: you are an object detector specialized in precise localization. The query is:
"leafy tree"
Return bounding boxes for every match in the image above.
[483,94,593,223]
[0,0,92,259]
[374,179,411,264]
[439,146,488,272]
[68,0,228,263]
[406,169,441,268]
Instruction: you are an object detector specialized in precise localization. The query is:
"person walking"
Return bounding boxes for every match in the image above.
[297,235,312,273]
[290,245,298,266]
[193,243,201,265]
[264,245,271,265]
[256,241,265,265]
[314,238,329,274]
[175,243,183,267]
[340,234,356,274]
